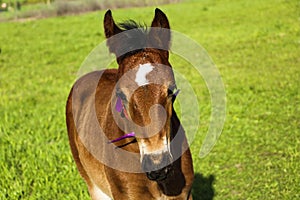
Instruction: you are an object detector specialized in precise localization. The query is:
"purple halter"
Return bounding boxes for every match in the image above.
[108,90,180,143]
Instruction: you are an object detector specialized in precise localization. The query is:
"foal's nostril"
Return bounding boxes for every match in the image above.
[142,152,172,181]
[147,171,160,180]
[146,167,169,181]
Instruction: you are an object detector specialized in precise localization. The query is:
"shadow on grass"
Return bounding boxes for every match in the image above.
[192,173,215,200]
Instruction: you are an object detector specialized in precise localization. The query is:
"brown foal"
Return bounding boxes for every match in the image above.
[66,8,194,200]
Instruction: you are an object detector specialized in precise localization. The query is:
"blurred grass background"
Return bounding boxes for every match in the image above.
[0,0,182,21]
[0,0,299,199]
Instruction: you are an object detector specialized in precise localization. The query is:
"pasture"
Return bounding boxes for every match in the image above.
[0,0,299,199]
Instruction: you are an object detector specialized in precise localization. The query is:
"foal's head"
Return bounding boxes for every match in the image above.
[104,9,176,181]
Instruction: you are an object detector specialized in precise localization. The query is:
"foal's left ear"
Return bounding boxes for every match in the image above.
[104,10,123,56]
[149,8,171,57]
[103,10,122,38]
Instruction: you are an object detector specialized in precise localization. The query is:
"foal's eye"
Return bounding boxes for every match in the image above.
[167,89,174,97]
[116,90,127,101]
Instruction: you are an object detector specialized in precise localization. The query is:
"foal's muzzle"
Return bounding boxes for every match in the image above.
[142,152,173,181]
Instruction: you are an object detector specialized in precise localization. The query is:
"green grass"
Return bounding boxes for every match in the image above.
[0,0,182,21]
[0,0,299,199]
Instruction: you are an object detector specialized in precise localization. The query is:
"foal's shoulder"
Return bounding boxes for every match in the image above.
[70,69,117,103]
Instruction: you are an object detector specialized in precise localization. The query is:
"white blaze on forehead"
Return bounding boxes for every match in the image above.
[135,63,154,86]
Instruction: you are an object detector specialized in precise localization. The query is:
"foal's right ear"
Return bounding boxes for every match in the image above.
[103,10,122,38]
[148,8,171,58]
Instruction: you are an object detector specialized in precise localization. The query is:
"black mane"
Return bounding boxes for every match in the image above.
[118,20,146,32]
[115,20,148,59]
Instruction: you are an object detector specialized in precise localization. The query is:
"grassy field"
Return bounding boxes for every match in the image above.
[0,0,299,199]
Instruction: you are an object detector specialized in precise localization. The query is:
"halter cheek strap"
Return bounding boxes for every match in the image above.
[115,96,129,119]
[115,96,123,113]
[174,89,180,97]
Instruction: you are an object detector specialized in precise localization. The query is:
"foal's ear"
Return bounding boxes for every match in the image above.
[150,8,170,30]
[148,8,171,55]
[103,10,123,56]
[103,10,122,38]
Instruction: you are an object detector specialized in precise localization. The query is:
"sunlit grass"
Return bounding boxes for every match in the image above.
[0,0,299,199]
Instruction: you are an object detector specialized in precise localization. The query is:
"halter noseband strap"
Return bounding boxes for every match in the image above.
[108,132,135,143]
